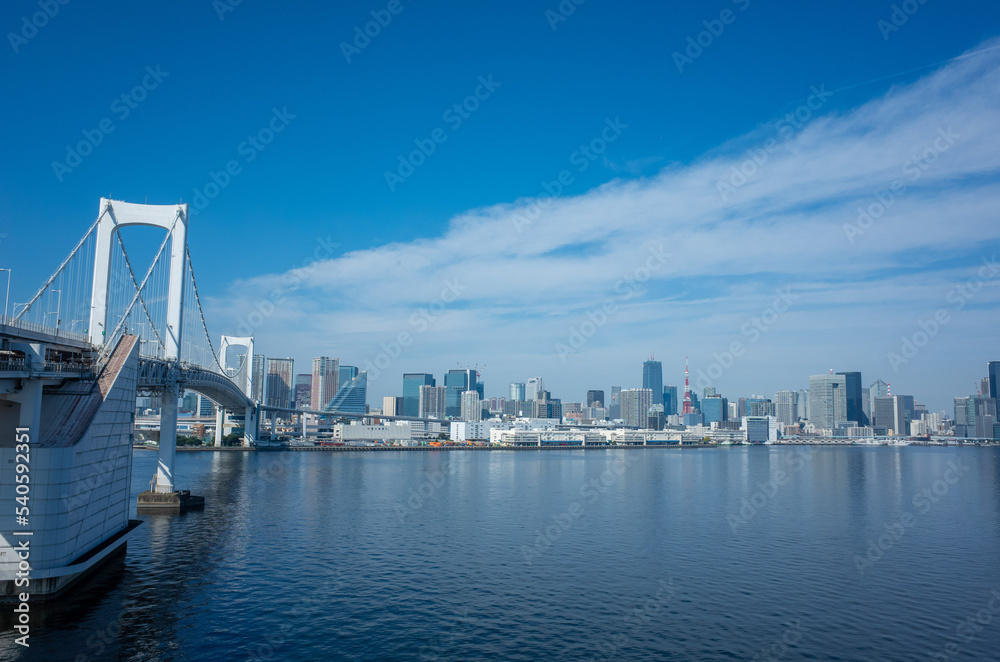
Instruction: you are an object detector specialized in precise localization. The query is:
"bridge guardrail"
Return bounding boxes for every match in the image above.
[0,315,90,342]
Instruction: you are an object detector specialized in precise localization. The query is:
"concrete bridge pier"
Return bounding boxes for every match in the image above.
[138,380,205,512]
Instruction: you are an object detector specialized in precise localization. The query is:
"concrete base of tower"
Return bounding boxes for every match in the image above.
[136,490,206,513]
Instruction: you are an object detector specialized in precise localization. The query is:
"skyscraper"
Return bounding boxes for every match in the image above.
[526,377,544,401]
[265,358,295,409]
[403,373,435,417]
[702,395,727,424]
[621,388,653,428]
[988,361,999,400]
[663,385,678,416]
[510,382,526,401]
[808,373,847,432]
[419,385,446,419]
[327,371,367,414]
[586,390,605,408]
[870,379,889,401]
[873,395,907,435]
[461,390,482,422]
[339,365,359,389]
[836,371,868,426]
[775,390,799,426]
[643,358,663,408]
[446,369,477,418]
[311,356,339,410]
[251,353,266,403]
[294,374,311,409]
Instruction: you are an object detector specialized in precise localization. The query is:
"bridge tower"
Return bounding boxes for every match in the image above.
[89,198,188,494]
[218,334,259,447]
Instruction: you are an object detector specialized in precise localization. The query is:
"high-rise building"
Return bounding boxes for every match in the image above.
[647,404,666,430]
[446,369,477,418]
[419,385,446,419]
[295,373,311,409]
[837,371,867,426]
[988,361,999,399]
[403,373,435,417]
[461,391,482,422]
[326,371,367,414]
[870,379,889,401]
[609,386,622,420]
[973,397,998,439]
[873,395,907,435]
[621,388,653,428]
[265,358,295,409]
[748,398,775,417]
[382,396,404,417]
[586,390,605,408]
[339,365,359,389]
[510,382,526,401]
[643,359,664,408]
[251,354,266,403]
[798,389,809,421]
[311,357,339,410]
[526,377,544,401]
[702,395,727,424]
[808,373,847,432]
[663,386,678,416]
[775,390,799,426]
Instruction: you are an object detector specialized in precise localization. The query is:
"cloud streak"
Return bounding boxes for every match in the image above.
[211,40,1000,411]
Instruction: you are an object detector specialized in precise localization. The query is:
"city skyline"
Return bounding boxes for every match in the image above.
[3,3,999,414]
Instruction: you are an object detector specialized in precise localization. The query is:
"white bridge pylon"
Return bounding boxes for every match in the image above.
[217,335,259,447]
[89,198,188,355]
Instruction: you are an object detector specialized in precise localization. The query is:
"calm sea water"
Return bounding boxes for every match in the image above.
[2,446,1000,661]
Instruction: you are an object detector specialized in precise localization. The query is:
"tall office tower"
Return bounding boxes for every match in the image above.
[682,356,693,414]
[382,396,404,417]
[526,377,545,401]
[836,371,868,426]
[728,401,740,420]
[973,397,998,438]
[310,357,340,410]
[702,395,727,424]
[339,365,359,389]
[981,378,991,398]
[954,396,972,425]
[251,354,266,403]
[510,382,526,401]
[326,371,367,414]
[609,386,622,420]
[798,389,809,421]
[870,379,889,402]
[621,388,654,428]
[294,374,312,409]
[775,390,799,426]
[643,358,664,407]
[703,387,717,398]
[403,373,436,417]
[198,393,215,417]
[808,373,847,432]
[461,390,482,422]
[265,358,295,409]
[862,391,871,424]
[689,392,701,413]
[873,395,907,435]
[663,385,678,416]
[989,361,1000,399]
[587,390,605,408]
[419,385,447,419]
[446,369,477,418]
[647,404,666,430]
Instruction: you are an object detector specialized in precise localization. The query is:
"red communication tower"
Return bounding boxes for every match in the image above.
[682,355,693,415]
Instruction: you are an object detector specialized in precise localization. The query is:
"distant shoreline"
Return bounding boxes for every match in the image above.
[131,441,997,453]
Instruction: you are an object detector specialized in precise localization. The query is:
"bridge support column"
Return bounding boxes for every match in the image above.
[243,404,258,447]
[215,407,224,447]
[11,342,45,432]
[301,414,308,440]
[156,382,179,493]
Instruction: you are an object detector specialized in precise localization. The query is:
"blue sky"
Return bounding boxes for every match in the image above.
[2,0,1000,411]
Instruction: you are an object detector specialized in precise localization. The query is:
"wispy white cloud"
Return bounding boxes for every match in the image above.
[210,40,1000,411]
